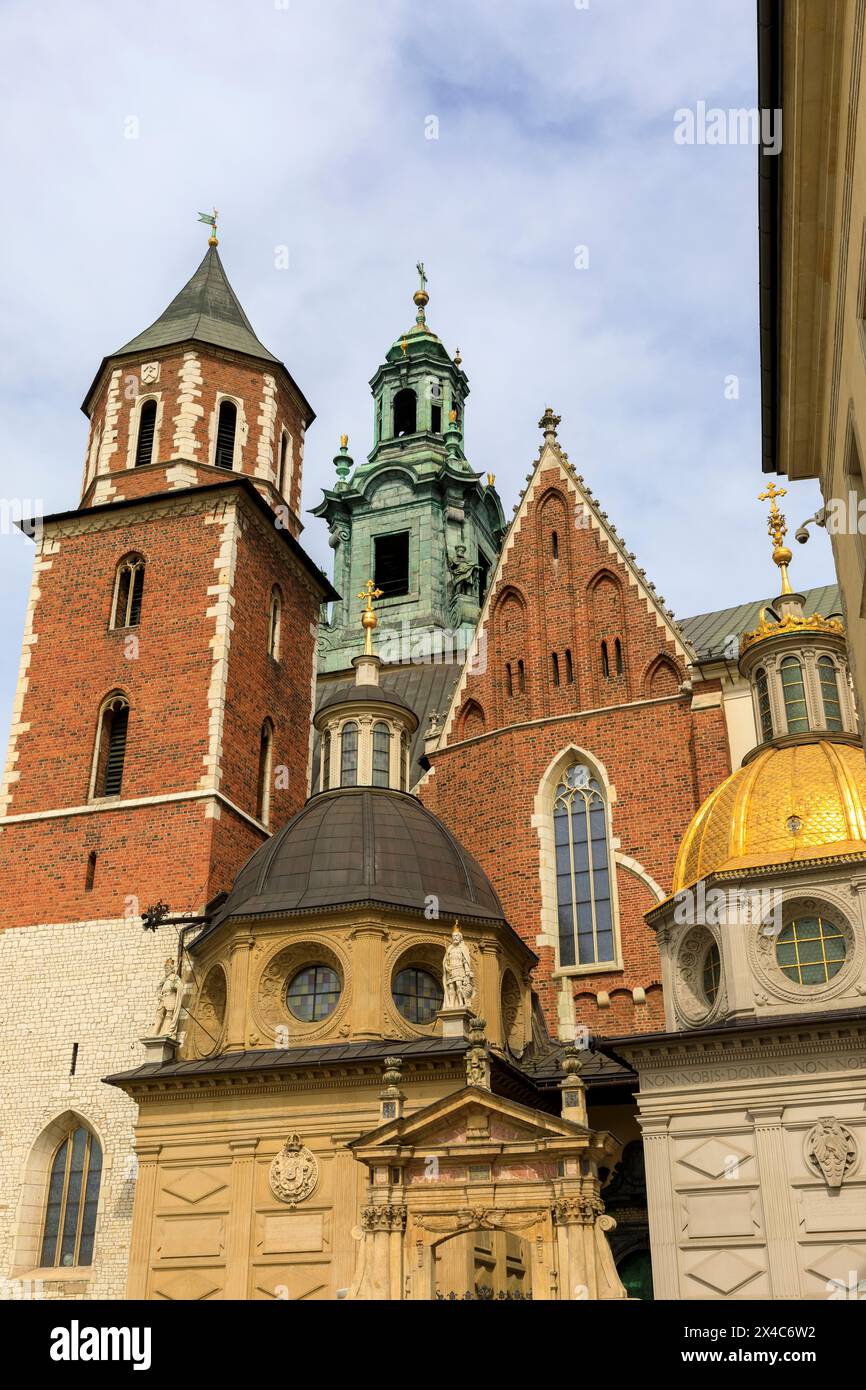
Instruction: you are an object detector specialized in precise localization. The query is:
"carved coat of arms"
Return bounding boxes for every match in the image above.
[269,1134,319,1207]
[804,1118,857,1190]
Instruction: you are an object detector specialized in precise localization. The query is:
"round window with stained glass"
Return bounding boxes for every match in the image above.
[286,964,341,1022]
[775,916,847,986]
[392,967,443,1024]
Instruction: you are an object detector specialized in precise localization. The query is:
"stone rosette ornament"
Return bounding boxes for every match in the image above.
[269,1133,319,1207]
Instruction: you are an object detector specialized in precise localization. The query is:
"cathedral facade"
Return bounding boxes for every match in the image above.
[0,246,863,1302]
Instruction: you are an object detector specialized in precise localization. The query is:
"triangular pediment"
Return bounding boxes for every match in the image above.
[352,1085,587,1154]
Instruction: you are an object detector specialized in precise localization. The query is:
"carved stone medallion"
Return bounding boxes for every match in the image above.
[804,1118,858,1190]
[269,1134,319,1207]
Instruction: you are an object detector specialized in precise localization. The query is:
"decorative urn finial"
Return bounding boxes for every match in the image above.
[334,434,352,485]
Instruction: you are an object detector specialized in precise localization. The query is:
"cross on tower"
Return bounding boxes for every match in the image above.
[758,482,787,512]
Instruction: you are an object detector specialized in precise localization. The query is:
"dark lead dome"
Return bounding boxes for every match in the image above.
[209,788,505,927]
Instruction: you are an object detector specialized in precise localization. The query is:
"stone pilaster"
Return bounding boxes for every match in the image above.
[638,1115,680,1299]
[125,1142,161,1299]
[224,1138,258,1299]
[747,1105,800,1298]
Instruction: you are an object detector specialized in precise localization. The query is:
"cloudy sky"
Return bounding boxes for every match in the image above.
[0,0,831,735]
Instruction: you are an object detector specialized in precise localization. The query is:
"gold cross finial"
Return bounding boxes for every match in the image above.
[357,579,384,656]
[757,484,793,594]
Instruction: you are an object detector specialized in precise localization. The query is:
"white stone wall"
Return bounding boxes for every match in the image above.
[0,916,176,1300]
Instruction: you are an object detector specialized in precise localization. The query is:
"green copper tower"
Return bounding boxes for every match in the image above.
[314,267,505,674]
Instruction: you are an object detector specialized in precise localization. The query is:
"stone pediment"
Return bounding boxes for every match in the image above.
[351,1085,609,1161]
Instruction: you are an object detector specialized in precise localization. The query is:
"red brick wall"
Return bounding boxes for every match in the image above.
[419,461,731,1037]
[83,345,307,528]
[0,489,322,929]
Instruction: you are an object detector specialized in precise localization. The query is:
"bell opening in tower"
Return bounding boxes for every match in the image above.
[374,532,410,598]
[393,388,417,437]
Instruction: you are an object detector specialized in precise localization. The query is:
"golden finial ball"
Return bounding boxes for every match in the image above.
[413,289,429,308]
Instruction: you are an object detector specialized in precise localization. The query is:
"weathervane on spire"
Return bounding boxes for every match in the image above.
[758,482,793,595]
[197,208,219,247]
[357,579,384,656]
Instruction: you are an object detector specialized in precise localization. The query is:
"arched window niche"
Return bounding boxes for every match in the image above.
[13,1113,104,1275]
[534,747,622,978]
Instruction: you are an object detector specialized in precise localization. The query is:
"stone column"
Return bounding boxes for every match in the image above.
[224,1138,258,1299]
[357,1202,406,1300]
[747,1105,800,1298]
[638,1115,680,1299]
[224,933,255,1052]
[125,1142,161,1299]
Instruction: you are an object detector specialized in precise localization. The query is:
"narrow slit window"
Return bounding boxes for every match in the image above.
[134,400,157,467]
[518,659,526,693]
[601,641,610,679]
[268,588,282,660]
[506,662,514,697]
[552,530,559,559]
[615,638,624,676]
[565,649,574,684]
[256,720,274,824]
[552,652,560,686]
[85,851,97,892]
[215,400,238,469]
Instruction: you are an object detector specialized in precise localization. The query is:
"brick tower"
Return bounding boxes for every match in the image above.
[0,235,334,1298]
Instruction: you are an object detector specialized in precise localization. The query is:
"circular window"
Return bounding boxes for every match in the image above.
[775,917,847,985]
[286,964,341,1022]
[702,943,721,1004]
[392,967,443,1024]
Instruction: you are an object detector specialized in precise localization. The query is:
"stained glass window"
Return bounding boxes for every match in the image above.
[553,764,615,968]
[775,917,846,985]
[392,967,443,1023]
[40,1126,102,1269]
[286,965,341,1022]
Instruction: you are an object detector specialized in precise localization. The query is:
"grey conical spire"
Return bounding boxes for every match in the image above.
[113,246,278,363]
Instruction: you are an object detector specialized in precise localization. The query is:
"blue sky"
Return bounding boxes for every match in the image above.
[0,0,832,737]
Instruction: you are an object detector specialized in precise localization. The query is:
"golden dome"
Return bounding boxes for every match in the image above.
[672,739,866,892]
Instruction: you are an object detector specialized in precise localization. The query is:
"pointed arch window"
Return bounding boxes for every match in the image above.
[341,721,358,787]
[554,764,615,968]
[134,399,157,468]
[780,657,809,733]
[215,400,238,469]
[111,554,144,629]
[818,656,843,730]
[93,694,129,798]
[268,587,282,660]
[40,1124,102,1269]
[755,667,773,742]
[373,721,391,787]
